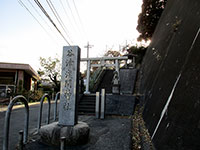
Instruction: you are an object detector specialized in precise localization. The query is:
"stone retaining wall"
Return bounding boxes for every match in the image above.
[139,0,200,149]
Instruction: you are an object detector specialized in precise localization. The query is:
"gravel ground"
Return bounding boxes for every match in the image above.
[24,115,133,150]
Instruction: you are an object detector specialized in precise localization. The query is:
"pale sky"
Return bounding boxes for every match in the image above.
[0,0,143,71]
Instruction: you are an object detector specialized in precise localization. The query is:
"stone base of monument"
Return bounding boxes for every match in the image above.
[39,121,90,146]
[112,84,120,94]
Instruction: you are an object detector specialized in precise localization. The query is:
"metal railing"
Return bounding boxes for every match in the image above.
[3,95,29,150]
[37,93,51,132]
[54,92,60,121]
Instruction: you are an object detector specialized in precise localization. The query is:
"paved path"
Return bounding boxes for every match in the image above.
[0,102,133,150]
[0,102,55,150]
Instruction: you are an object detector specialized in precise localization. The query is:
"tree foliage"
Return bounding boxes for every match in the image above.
[38,56,61,92]
[104,50,122,57]
[127,45,147,65]
[137,0,167,41]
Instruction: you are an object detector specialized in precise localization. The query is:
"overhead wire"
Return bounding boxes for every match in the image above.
[58,0,78,35]
[25,0,62,46]
[64,0,84,40]
[18,0,54,41]
[20,0,87,46]
[46,0,73,44]
[71,0,87,39]
[26,0,54,33]
[34,0,71,45]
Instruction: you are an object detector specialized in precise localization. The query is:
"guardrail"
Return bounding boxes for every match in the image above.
[3,95,29,150]
[37,93,51,132]
[54,92,60,121]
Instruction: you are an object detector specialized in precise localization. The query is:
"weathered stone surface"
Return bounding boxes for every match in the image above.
[119,68,137,94]
[139,0,200,149]
[95,92,100,118]
[112,71,120,94]
[100,89,105,119]
[39,122,60,146]
[59,46,80,126]
[112,85,120,94]
[39,121,90,146]
[105,95,135,116]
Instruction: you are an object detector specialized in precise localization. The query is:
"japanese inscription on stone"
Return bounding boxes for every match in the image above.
[63,49,74,110]
[59,46,80,126]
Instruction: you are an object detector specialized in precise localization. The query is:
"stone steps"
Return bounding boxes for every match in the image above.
[78,95,96,115]
[79,102,95,106]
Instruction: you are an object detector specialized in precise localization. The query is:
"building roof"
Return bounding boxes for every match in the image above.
[0,62,40,80]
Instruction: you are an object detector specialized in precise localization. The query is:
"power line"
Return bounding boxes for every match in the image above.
[71,0,87,39]
[46,0,73,44]
[26,0,62,45]
[58,0,78,35]
[18,0,54,40]
[84,42,93,58]
[26,0,54,33]
[65,0,77,25]
[34,0,71,45]
[64,0,84,39]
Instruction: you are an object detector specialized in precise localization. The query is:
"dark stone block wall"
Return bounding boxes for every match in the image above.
[139,0,200,149]
[119,69,138,94]
[105,95,135,116]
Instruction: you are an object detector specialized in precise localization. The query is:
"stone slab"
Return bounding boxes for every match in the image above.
[59,46,80,126]
[119,69,138,94]
[105,95,135,116]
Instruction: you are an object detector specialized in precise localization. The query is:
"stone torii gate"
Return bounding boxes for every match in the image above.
[81,56,128,94]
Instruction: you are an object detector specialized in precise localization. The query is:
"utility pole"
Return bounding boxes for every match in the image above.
[84,42,93,94]
[84,42,93,58]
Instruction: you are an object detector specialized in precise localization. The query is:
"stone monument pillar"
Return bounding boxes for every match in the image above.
[59,46,80,126]
[39,46,90,147]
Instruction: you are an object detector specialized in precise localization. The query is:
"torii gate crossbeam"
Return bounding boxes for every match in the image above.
[81,56,128,94]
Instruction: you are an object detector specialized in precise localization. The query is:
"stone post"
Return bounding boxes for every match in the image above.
[85,60,91,94]
[100,89,106,119]
[59,46,80,126]
[39,46,90,147]
[95,92,100,118]
[115,59,119,75]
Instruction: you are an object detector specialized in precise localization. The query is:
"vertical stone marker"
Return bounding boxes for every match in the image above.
[39,46,89,147]
[95,92,100,118]
[100,89,106,119]
[59,46,80,126]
